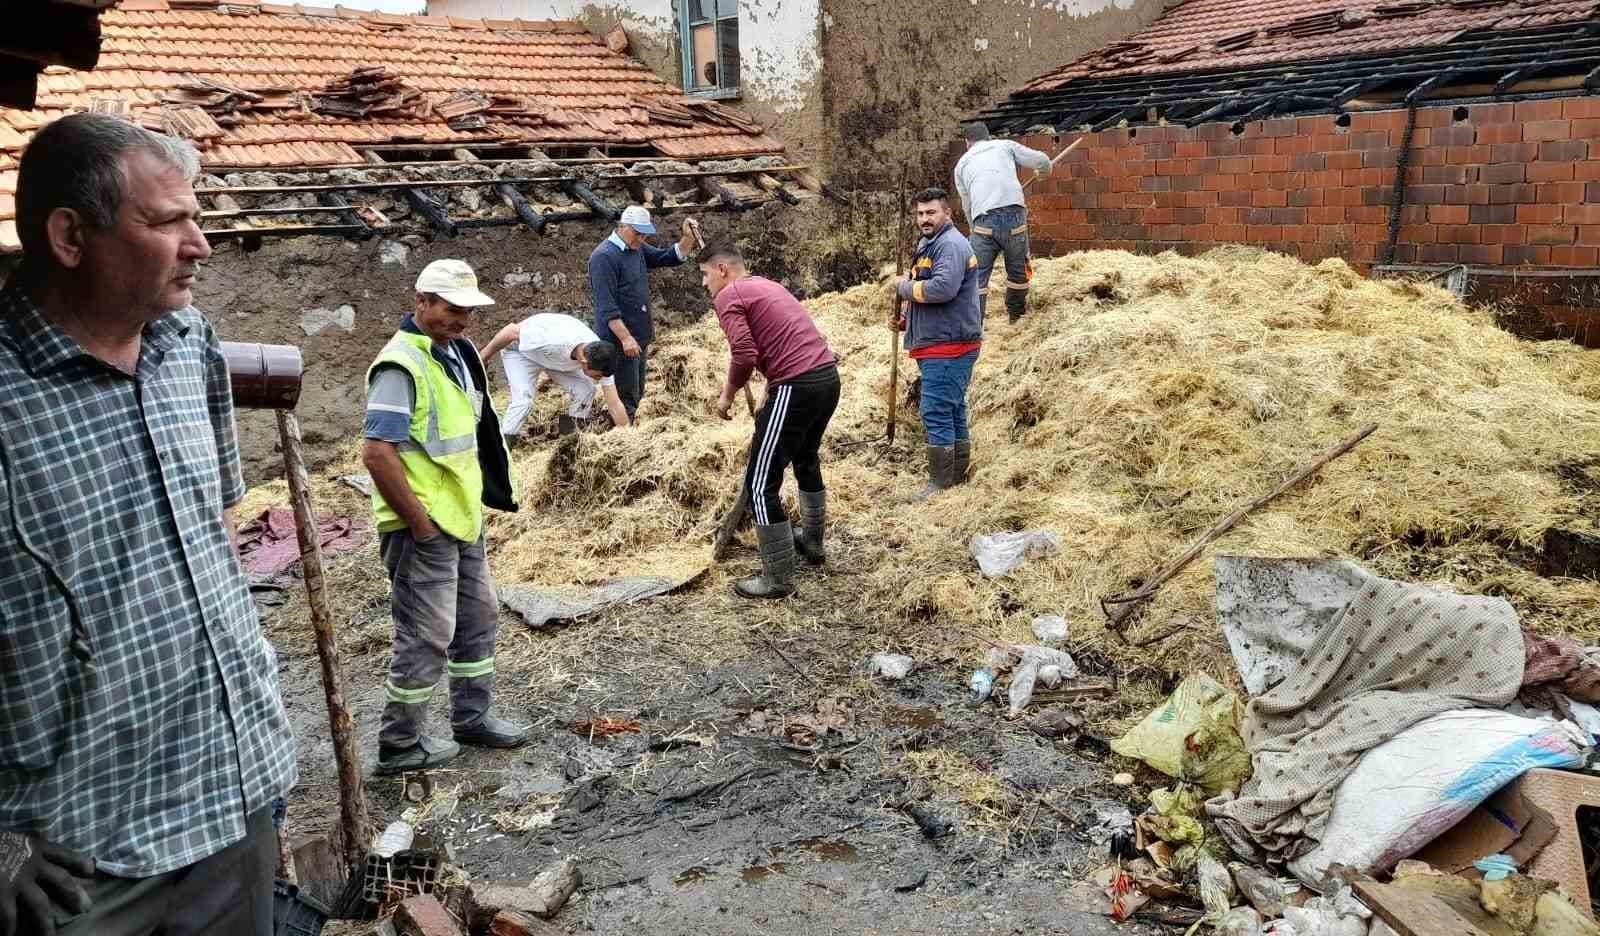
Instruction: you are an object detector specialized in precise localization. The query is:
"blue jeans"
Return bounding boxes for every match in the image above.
[971,204,1030,319]
[917,351,978,447]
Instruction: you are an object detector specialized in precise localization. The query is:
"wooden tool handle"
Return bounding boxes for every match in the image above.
[1023,136,1083,190]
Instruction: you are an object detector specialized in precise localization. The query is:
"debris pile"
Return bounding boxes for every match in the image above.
[311,66,428,120]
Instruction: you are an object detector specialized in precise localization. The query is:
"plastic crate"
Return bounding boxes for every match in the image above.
[273,879,330,936]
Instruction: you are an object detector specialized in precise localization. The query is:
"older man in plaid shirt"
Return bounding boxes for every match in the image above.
[0,115,296,936]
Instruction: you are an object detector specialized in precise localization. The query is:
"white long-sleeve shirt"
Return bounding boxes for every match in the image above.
[952,139,1053,222]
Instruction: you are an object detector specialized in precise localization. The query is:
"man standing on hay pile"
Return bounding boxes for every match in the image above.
[953,121,1051,324]
[894,186,983,502]
[0,113,294,936]
[478,312,631,443]
[362,259,529,777]
[587,206,702,422]
[698,242,840,599]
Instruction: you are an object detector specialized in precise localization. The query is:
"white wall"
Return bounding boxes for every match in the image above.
[426,0,820,113]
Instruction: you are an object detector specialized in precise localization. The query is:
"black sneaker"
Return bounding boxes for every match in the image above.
[376,736,460,775]
[453,715,531,749]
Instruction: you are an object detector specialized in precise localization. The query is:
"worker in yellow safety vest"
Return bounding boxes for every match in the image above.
[361,259,527,775]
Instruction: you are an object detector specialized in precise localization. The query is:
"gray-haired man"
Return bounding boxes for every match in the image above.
[0,114,296,936]
[952,121,1052,324]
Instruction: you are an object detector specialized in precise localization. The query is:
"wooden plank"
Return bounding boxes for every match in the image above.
[456,148,546,234]
[366,150,455,236]
[1353,880,1495,936]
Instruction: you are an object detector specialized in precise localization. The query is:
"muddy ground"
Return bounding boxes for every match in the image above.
[265,496,1181,936]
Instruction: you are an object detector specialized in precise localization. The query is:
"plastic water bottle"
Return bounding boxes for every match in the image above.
[969,668,994,704]
[372,820,414,859]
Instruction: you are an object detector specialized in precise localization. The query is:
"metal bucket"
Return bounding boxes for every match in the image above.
[222,341,303,410]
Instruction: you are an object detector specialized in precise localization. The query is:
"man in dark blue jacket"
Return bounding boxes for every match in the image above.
[586,206,701,420]
[894,187,982,502]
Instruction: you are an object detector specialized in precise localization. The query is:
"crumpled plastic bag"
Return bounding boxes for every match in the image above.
[1006,645,1079,717]
[1197,852,1236,923]
[1272,884,1370,936]
[1217,906,1263,936]
[970,529,1060,577]
[1031,614,1068,642]
[867,653,913,680]
[1110,674,1250,795]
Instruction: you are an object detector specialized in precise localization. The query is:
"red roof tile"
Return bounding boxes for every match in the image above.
[0,0,783,220]
[1024,0,1599,92]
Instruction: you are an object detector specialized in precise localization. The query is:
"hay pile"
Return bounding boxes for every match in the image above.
[483,246,1600,680]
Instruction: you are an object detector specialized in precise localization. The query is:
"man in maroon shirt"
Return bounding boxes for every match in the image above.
[699,242,840,599]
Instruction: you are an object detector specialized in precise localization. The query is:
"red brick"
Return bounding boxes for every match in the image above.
[1516,100,1567,122]
[1525,120,1574,142]
[1245,225,1283,242]
[1363,149,1399,169]
[1574,119,1600,140]
[1252,154,1290,173]
[1408,184,1446,205]
[1217,156,1250,173]
[1458,244,1504,265]
[1326,151,1362,170]
[395,895,463,936]
[1504,245,1552,265]
[1471,204,1517,224]
[1182,224,1215,241]
[1251,189,1288,207]
[1214,223,1247,242]
[1418,244,1460,263]
[1409,128,1433,149]
[1589,182,1600,201]
[1491,142,1540,163]
[1416,106,1456,129]
[1317,224,1353,244]
[1349,205,1386,224]
[1414,146,1447,167]
[1490,183,1537,204]
[1541,140,1590,162]
[1351,130,1391,151]
[1400,224,1438,244]
[1309,206,1346,224]
[1281,225,1315,243]
[1467,102,1516,124]
[1438,224,1481,245]
[1261,117,1298,138]
[1331,187,1363,207]
[1538,181,1587,203]
[1288,187,1325,208]
[1572,205,1600,224]
[1563,98,1600,120]
[1517,203,1565,223]
[1299,115,1338,136]
[1352,110,1406,133]
[1430,126,1476,147]
[1310,134,1347,152]
[1475,123,1523,145]
[1579,225,1600,246]
[1528,161,1577,182]
[1550,245,1600,267]
[1200,176,1231,193]
[1427,204,1469,224]
[1275,135,1315,156]
[1175,140,1208,158]
[1445,145,1492,165]
[1529,225,1578,246]
[1481,224,1527,246]
[1220,189,1251,207]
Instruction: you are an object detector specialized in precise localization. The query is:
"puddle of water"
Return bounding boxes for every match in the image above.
[674,866,713,887]
[740,837,860,882]
[792,837,860,863]
[881,706,943,730]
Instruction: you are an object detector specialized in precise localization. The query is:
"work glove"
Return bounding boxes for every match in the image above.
[0,832,94,936]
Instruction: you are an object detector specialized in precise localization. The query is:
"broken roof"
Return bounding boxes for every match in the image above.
[0,0,784,205]
[1022,0,1597,92]
[979,0,1600,134]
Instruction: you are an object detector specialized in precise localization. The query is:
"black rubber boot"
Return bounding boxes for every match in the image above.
[906,445,956,503]
[953,441,971,485]
[453,713,531,749]
[735,521,796,599]
[795,490,826,566]
[556,414,579,436]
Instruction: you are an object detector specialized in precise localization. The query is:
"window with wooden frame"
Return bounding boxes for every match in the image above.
[679,0,739,98]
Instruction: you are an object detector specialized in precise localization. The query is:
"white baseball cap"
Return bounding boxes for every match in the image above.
[619,205,656,234]
[414,259,494,308]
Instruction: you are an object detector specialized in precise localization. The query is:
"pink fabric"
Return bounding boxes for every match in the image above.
[238,508,365,577]
[714,276,836,389]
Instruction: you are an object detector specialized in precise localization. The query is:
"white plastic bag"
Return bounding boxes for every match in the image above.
[1288,710,1588,886]
[867,653,913,680]
[970,530,1059,577]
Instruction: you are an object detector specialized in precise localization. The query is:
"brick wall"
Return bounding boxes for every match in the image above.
[961,98,1600,271]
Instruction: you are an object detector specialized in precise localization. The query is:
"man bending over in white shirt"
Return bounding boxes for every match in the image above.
[480,312,631,443]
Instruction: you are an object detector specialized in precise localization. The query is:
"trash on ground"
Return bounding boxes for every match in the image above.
[1092,861,1150,922]
[987,644,1077,716]
[969,667,995,703]
[238,507,365,579]
[467,857,581,927]
[1026,708,1083,740]
[501,571,703,629]
[867,653,914,680]
[1215,556,1370,696]
[1031,614,1069,643]
[372,820,415,859]
[1208,572,1532,867]
[338,473,373,496]
[568,716,642,739]
[1112,673,1249,795]
[1113,772,1135,786]
[969,529,1059,578]
[1414,781,1558,876]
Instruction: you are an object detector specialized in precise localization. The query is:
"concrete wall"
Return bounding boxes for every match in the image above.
[953,97,1600,343]
[427,0,1166,179]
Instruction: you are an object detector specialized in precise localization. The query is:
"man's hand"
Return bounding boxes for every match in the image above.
[620,336,641,359]
[679,218,702,256]
[411,516,443,543]
[0,831,94,936]
[714,388,734,421]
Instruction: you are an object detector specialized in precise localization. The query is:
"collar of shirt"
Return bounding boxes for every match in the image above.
[2,285,190,380]
[399,313,470,391]
[607,232,629,252]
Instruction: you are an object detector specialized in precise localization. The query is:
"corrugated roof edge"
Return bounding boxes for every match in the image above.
[117,0,592,35]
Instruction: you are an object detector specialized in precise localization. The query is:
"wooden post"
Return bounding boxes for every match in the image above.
[455,148,546,234]
[887,173,907,445]
[277,410,369,870]
[366,151,456,236]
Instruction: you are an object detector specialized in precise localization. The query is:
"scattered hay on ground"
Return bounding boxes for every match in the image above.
[474,246,1600,684]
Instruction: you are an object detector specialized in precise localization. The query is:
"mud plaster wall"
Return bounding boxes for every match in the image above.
[426,0,825,164]
[201,200,882,483]
[818,0,1173,190]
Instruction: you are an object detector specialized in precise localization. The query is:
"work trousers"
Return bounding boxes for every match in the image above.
[379,529,499,748]
[499,349,599,435]
[917,351,978,447]
[743,364,841,526]
[609,340,650,419]
[971,205,1031,319]
[54,806,275,936]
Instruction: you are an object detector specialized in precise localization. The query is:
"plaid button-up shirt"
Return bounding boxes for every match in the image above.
[0,283,297,877]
